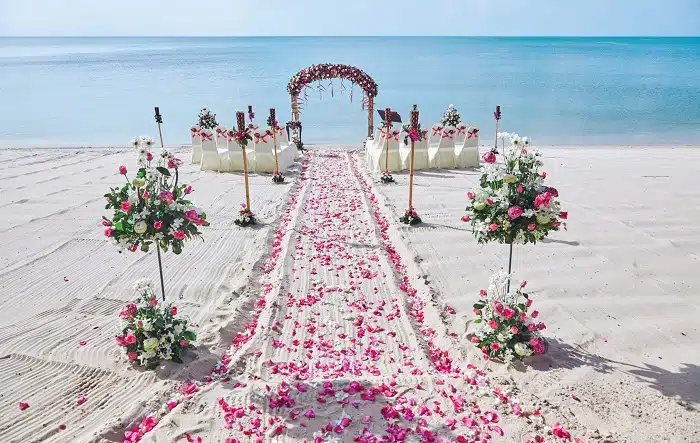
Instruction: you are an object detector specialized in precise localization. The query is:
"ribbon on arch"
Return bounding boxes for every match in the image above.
[467,128,479,139]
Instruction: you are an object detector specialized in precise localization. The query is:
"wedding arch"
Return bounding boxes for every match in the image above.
[287,63,379,138]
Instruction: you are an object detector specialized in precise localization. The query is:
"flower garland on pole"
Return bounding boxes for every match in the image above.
[233,111,255,227]
[400,105,422,226]
[267,108,284,184]
[462,134,567,291]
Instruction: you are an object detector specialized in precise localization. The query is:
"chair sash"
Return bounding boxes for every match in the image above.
[442,129,456,139]
[200,131,213,141]
[431,126,443,136]
[467,128,479,139]
[456,125,467,135]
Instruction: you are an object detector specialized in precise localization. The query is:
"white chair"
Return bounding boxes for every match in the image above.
[366,126,385,169]
[227,130,245,171]
[215,126,229,151]
[455,123,468,146]
[199,129,225,171]
[400,137,430,171]
[190,125,202,164]
[253,131,276,173]
[372,128,401,173]
[428,128,456,169]
[455,126,480,168]
[427,124,444,148]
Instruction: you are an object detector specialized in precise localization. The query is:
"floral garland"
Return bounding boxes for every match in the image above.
[440,104,461,127]
[197,108,217,130]
[469,271,547,363]
[463,134,567,245]
[116,280,196,369]
[287,64,378,99]
[103,136,209,255]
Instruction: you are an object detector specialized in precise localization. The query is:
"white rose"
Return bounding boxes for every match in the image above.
[143,337,159,352]
[514,342,533,357]
[134,221,147,234]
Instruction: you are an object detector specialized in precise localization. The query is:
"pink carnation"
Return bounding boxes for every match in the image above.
[507,206,523,219]
[173,230,185,240]
[120,201,131,212]
[488,223,499,231]
[482,151,496,164]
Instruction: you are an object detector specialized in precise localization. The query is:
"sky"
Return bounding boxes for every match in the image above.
[0,0,699,37]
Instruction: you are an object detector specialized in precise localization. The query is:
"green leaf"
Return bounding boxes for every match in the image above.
[473,303,485,309]
[183,330,197,341]
[473,319,482,324]
[156,167,171,176]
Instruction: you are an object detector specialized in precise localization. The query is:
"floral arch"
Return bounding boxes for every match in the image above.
[287,63,379,138]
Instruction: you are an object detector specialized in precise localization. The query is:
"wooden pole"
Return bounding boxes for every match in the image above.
[237,112,251,210]
[270,108,280,174]
[384,107,391,173]
[368,96,374,138]
[409,106,418,209]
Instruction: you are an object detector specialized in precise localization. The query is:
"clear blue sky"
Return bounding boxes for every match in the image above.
[0,0,699,36]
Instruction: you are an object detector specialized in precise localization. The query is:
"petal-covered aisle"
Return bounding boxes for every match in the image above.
[144,148,576,443]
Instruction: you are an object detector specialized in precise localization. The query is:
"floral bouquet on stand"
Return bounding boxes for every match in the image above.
[440,104,461,128]
[197,108,218,130]
[401,123,426,146]
[272,169,285,184]
[469,271,547,363]
[399,206,422,226]
[234,203,255,227]
[116,280,197,369]
[463,134,566,246]
[103,136,209,299]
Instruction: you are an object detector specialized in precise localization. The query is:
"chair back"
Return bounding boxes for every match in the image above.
[199,129,216,153]
[466,126,480,147]
[190,125,202,144]
[455,123,467,145]
[214,126,228,149]
[428,124,444,146]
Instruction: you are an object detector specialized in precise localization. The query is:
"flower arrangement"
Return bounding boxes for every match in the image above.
[402,123,426,145]
[234,203,255,227]
[463,134,567,245]
[272,169,285,184]
[103,137,209,256]
[116,279,196,369]
[469,271,546,363]
[197,108,218,130]
[440,104,461,128]
[287,64,378,98]
[266,115,278,128]
[232,129,253,149]
[399,206,422,225]
[380,169,395,184]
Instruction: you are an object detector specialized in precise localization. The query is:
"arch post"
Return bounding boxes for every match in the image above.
[367,96,374,138]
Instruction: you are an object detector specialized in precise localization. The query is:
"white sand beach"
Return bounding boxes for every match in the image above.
[1,145,699,443]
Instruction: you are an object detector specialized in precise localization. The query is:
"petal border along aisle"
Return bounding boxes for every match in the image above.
[123,149,582,443]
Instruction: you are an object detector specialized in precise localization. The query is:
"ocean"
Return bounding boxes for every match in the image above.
[1,36,699,146]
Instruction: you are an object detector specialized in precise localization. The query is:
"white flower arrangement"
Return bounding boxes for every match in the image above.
[469,270,547,364]
[234,203,255,227]
[440,104,461,128]
[115,280,196,369]
[463,135,567,245]
[197,107,218,130]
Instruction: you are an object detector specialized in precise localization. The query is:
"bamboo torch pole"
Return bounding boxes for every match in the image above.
[408,105,418,210]
[270,108,280,176]
[236,112,251,210]
[384,107,391,173]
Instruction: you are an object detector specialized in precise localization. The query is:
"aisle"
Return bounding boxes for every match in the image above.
[185,148,502,443]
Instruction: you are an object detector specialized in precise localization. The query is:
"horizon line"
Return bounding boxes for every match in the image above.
[1,35,699,38]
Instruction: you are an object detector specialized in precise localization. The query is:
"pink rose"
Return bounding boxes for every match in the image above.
[411,211,417,218]
[559,211,568,219]
[511,326,519,334]
[507,206,523,219]
[531,310,539,318]
[149,298,157,306]
[146,152,153,161]
[540,172,547,179]
[185,186,192,194]
[467,192,474,200]
[119,165,127,175]
[552,221,561,228]
[516,184,524,193]
[482,152,496,164]
[120,201,131,212]
[525,299,533,307]
[179,339,189,347]
[488,320,498,329]
[527,324,537,332]
[502,308,515,320]
[128,352,137,360]
[128,244,138,252]
[153,220,163,229]
[142,190,149,198]
[494,302,504,314]
[173,230,185,240]
[537,322,546,330]
[521,280,528,288]
[461,215,470,222]
[104,228,114,237]
[479,289,487,296]
[473,308,481,315]
[528,223,536,231]
[488,223,499,231]
[102,219,111,226]
[486,198,493,205]
[490,343,500,351]
[171,306,178,315]
[470,336,480,344]
[125,333,136,344]
[534,192,552,209]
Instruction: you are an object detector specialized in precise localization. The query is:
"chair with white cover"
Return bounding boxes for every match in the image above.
[253,130,276,173]
[226,130,245,171]
[428,128,457,168]
[215,126,229,151]
[427,124,444,148]
[455,126,480,168]
[402,133,430,171]
[199,129,226,171]
[274,127,295,171]
[372,127,402,173]
[190,125,202,164]
[455,123,468,146]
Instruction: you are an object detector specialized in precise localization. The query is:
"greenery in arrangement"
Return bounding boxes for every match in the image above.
[400,206,422,225]
[197,107,218,130]
[440,104,461,127]
[463,134,567,245]
[401,123,427,145]
[469,271,547,364]
[103,136,209,255]
[116,280,197,369]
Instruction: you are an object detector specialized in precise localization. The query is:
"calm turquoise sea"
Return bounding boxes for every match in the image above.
[1,37,699,146]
